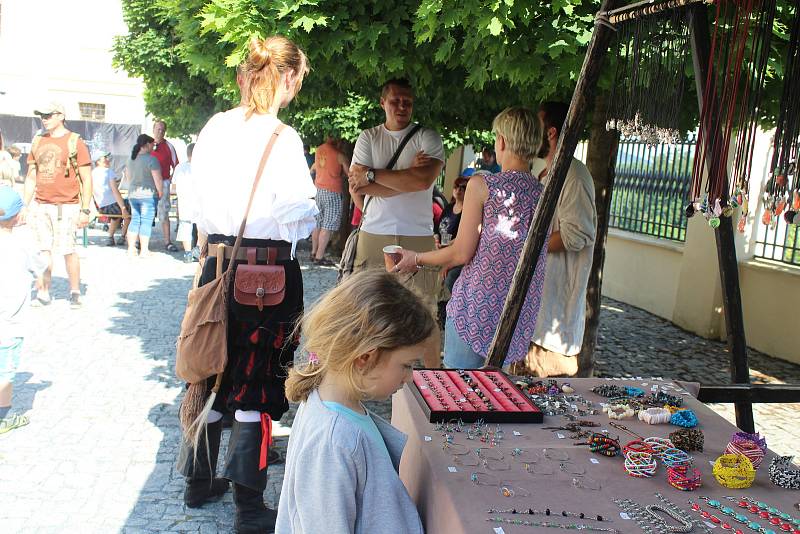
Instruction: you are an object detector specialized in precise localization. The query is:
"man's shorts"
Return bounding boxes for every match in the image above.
[176,220,193,243]
[98,199,130,217]
[157,180,172,222]
[0,337,23,383]
[314,188,343,231]
[31,202,79,255]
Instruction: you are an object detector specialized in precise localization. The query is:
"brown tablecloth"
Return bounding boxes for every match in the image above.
[391,377,799,534]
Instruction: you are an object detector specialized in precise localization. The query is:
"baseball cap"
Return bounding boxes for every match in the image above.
[0,185,24,221]
[91,149,111,162]
[460,167,476,178]
[34,101,66,116]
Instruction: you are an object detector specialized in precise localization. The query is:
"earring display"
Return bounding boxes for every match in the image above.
[411,369,543,423]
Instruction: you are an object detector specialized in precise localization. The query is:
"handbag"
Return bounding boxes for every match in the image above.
[175,123,286,384]
[337,123,424,283]
[233,248,286,311]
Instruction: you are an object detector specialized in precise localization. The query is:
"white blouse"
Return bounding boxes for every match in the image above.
[192,108,318,257]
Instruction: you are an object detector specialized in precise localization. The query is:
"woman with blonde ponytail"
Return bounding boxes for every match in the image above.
[177,35,316,534]
[276,270,435,534]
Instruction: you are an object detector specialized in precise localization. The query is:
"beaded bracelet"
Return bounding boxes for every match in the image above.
[625,386,645,397]
[639,407,671,424]
[661,447,692,468]
[732,431,767,452]
[624,451,657,478]
[726,431,768,469]
[726,439,766,469]
[670,428,704,452]
[670,408,698,428]
[623,439,654,456]
[769,456,800,490]
[713,453,756,489]
[586,433,621,457]
[644,437,675,458]
[645,391,684,408]
[603,403,636,420]
[667,464,702,491]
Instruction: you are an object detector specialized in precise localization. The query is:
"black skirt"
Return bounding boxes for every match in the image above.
[200,236,303,419]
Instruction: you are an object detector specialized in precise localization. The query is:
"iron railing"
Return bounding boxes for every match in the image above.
[754,214,800,266]
[609,138,696,241]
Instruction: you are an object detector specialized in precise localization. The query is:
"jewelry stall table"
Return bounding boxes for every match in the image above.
[391,377,799,534]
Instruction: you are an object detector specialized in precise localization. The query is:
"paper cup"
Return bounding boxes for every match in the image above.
[383,245,403,272]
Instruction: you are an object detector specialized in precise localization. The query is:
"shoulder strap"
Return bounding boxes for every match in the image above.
[360,123,423,226]
[386,123,423,171]
[226,123,286,272]
[30,135,42,160]
[68,132,79,158]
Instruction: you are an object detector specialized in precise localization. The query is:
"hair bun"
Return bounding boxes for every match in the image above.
[248,36,272,69]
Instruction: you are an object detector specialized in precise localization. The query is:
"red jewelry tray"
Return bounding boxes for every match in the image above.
[409,369,543,424]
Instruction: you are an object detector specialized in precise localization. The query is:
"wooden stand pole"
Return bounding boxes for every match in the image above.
[486,0,622,368]
[688,4,755,432]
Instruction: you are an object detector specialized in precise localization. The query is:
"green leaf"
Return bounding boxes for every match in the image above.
[487,16,503,36]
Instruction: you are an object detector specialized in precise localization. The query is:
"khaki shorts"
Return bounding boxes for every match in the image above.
[353,230,441,311]
[157,180,172,222]
[31,202,80,255]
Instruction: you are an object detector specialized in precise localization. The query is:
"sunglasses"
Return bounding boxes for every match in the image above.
[39,112,61,120]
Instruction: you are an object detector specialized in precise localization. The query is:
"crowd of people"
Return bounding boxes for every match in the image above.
[0,32,600,534]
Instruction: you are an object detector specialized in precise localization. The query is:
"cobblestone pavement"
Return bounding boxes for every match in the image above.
[1,226,797,533]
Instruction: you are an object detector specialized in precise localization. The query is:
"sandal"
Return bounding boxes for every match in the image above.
[165,242,179,252]
[0,413,30,435]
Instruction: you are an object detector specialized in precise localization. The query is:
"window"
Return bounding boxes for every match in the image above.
[79,102,106,121]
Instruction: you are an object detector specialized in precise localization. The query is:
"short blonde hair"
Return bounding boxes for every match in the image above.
[285,270,436,403]
[492,106,542,165]
[241,35,310,119]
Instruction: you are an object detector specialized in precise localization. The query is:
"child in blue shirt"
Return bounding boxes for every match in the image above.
[276,270,437,534]
[0,186,46,433]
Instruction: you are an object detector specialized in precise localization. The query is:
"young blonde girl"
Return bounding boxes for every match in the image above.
[276,270,436,534]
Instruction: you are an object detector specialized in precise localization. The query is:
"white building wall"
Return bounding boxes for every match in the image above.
[0,0,146,126]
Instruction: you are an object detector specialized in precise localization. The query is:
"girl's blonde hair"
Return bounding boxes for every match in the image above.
[241,35,310,119]
[285,270,436,403]
[492,106,542,165]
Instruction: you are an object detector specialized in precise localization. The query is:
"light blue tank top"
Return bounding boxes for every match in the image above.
[322,401,390,459]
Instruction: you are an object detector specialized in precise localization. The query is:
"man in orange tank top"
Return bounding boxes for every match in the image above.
[310,137,349,264]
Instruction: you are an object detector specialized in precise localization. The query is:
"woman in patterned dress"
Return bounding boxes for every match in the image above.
[395,107,548,369]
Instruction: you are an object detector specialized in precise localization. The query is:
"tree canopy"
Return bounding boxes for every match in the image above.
[113,0,795,146]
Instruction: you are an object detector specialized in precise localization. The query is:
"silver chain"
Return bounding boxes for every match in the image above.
[655,492,711,534]
[645,504,693,533]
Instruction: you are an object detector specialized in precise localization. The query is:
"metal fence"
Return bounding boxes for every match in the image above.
[609,137,696,242]
[754,213,800,266]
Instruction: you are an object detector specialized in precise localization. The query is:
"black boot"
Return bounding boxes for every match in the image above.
[177,419,230,508]
[223,419,276,534]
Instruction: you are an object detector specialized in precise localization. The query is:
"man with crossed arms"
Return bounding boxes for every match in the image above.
[348,78,444,366]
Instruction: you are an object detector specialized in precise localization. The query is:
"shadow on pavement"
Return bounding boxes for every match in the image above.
[12,371,52,414]
[107,275,237,532]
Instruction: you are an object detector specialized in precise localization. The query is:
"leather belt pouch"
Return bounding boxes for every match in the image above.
[233,248,286,311]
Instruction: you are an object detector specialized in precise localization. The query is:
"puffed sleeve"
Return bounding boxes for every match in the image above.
[270,127,319,257]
